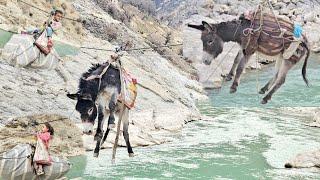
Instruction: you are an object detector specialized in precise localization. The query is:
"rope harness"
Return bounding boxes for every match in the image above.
[242,0,301,55]
[83,45,130,163]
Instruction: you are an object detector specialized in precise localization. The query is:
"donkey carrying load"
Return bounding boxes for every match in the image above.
[67,55,137,158]
[188,9,310,104]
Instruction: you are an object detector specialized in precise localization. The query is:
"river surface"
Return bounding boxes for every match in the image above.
[66,55,320,179]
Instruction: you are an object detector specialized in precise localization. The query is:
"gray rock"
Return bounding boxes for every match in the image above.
[285,150,320,168]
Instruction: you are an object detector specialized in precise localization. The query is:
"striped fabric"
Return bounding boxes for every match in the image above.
[2,34,60,70]
[254,12,295,56]
[242,10,308,61]
[0,144,71,180]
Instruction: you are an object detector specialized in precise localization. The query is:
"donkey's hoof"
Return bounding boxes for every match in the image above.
[261,99,268,104]
[93,152,99,158]
[284,163,293,168]
[225,75,233,81]
[230,88,237,94]
[129,153,135,157]
[259,89,266,94]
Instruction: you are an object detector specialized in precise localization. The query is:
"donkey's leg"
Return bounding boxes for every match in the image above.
[100,111,111,146]
[99,111,115,145]
[261,59,295,104]
[226,50,243,81]
[259,57,283,94]
[94,105,105,157]
[100,91,118,146]
[122,107,134,157]
[94,105,104,141]
[230,54,252,93]
[101,127,111,145]
[108,92,118,129]
[259,74,278,94]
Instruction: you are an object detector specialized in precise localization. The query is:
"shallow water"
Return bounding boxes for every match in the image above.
[0,29,13,48]
[66,55,320,179]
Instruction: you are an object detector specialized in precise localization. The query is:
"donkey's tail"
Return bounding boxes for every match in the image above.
[301,40,310,87]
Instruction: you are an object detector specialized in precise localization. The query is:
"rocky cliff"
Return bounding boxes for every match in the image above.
[0,0,206,153]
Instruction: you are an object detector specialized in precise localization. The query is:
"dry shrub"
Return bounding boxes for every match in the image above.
[105,24,118,41]
[93,0,131,24]
[120,0,156,16]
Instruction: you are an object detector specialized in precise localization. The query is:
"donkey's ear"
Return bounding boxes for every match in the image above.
[202,21,217,33]
[187,24,205,31]
[67,93,79,100]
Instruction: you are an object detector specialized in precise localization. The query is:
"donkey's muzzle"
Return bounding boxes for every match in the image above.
[82,122,94,135]
[202,51,213,65]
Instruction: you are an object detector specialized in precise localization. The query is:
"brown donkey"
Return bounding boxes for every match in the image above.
[188,12,310,104]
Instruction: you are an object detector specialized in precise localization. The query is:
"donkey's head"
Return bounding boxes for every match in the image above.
[188,21,224,65]
[67,91,98,135]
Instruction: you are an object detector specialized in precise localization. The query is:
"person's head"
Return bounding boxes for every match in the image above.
[53,10,64,22]
[42,122,54,136]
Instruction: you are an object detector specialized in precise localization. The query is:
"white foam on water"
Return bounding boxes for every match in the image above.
[169,161,199,169]
[161,172,174,178]
[180,108,278,146]
[124,178,154,180]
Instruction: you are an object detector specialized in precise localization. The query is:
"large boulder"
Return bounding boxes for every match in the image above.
[285,150,320,168]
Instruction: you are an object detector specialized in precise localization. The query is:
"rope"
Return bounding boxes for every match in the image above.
[127,43,182,51]
[111,61,126,163]
[19,0,48,14]
[17,0,82,23]
[204,43,237,82]
[79,43,183,52]
[0,155,30,160]
[9,44,35,62]
[30,118,68,126]
[255,53,261,96]
[266,0,282,31]
[0,27,19,34]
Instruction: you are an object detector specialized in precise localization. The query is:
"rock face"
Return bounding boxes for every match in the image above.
[0,0,206,155]
[0,114,84,157]
[309,111,320,127]
[279,108,320,169]
[285,150,320,168]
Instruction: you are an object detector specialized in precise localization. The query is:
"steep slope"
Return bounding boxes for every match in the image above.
[0,0,206,151]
